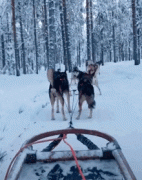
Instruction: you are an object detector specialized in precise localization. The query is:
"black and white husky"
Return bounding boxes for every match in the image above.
[76,71,96,120]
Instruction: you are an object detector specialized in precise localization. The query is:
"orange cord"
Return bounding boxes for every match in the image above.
[63,134,86,180]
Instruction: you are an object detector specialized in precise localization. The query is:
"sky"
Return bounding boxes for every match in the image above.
[0,60,142,179]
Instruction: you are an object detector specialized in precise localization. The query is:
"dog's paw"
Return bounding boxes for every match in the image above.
[63,117,67,121]
[88,116,92,119]
[51,117,55,120]
[69,110,72,113]
[76,116,80,120]
[56,110,60,113]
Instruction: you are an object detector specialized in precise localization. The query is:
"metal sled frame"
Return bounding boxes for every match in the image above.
[6,128,136,180]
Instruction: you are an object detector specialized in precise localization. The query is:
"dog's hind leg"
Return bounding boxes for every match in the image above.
[86,95,95,119]
[58,93,67,121]
[56,97,60,113]
[70,78,73,87]
[75,77,77,84]
[66,91,71,113]
[95,79,102,95]
[76,95,85,120]
[88,109,93,119]
[50,94,55,120]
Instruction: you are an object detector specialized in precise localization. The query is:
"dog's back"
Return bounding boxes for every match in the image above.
[53,71,69,93]
[77,72,94,97]
[78,76,95,102]
[47,69,69,91]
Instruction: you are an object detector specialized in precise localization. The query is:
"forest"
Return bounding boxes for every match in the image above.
[0,0,141,76]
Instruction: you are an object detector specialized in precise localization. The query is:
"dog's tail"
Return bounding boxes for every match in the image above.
[47,69,54,86]
[88,100,96,109]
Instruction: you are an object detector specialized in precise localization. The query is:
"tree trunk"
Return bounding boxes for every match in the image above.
[100,29,104,65]
[137,28,140,62]
[90,0,95,63]
[124,42,128,61]
[131,0,139,65]
[92,32,96,63]
[121,43,124,61]
[77,45,79,66]
[49,0,56,69]
[18,2,26,74]
[78,41,81,66]
[110,50,112,62]
[128,40,131,61]
[33,0,39,74]
[77,41,81,67]
[60,1,68,70]
[62,0,72,72]
[1,34,6,68]
[43,0,49,69]
[86,0,91,61]
[136,0,141,63]
[113,25,116,63]
[11,0,20,76]
[6,13,11,43]
[109,40,112,62]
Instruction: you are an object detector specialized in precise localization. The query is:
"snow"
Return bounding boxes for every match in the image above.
[0,61,142,179]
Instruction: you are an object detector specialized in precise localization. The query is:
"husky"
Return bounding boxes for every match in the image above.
[70,66,80,85]
[76,71,96,120]
[87,60,102,95]
[47,69,71,120]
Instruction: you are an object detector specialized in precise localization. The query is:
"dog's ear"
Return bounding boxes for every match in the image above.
[47,69,54,86]
[77,71,83,80]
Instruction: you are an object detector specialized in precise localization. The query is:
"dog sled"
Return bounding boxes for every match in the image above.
[5,128,136,180]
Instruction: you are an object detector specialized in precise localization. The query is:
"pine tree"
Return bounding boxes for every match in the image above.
[86,0,91,61]
[62,0,72,72]
[33,0,39,73]
[49,0,56,69]
[43,0,49,69]
[131,0,139,65]
[11,0,20,76]
[18,2,26,74]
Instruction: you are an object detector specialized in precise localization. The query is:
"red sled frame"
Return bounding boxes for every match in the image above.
[5,128,137,180]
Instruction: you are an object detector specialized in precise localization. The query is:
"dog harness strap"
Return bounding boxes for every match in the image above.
[42,134,63,152]
[76,134,99,150]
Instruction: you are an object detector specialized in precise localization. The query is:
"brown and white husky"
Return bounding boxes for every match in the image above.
[47,69,71,120]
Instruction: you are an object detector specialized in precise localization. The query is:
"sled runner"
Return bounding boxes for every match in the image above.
[5,128,136,180]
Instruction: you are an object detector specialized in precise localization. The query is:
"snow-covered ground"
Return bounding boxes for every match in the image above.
[0,61,142,179]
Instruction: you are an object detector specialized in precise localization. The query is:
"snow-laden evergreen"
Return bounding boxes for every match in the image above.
[1,0,141,74]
